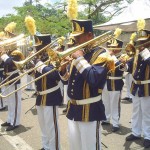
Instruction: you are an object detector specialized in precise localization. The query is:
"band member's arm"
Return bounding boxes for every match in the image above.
[35,60,60,81]
[73,56,107,87]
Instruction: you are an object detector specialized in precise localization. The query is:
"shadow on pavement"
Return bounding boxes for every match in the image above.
[1,125,33,136]
[123,139,145,150]
[102,124,131,136]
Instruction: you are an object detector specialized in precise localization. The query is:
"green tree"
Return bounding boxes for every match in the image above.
[0,0,134,36]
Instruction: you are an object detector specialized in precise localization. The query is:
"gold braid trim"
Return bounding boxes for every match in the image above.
[111,71,115,91]
[144,65,149,96]
[132,50,139,75]
[82,48,104,121]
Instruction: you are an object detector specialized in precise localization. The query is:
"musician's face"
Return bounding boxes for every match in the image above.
[74,32,93,45]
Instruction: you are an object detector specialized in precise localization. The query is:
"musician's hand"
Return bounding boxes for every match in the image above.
[119,57,126,65]
[59,56,71,74]
[71,50,84,59]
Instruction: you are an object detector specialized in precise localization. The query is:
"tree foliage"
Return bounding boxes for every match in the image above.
[0,0,133,37]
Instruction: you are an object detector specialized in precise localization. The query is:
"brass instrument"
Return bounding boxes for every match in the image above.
[0,34,25,46]
[0,59,50,89]
[0,31,114,98]
[0,59,70,98]
[58,31,113,59]
[0,34,27,57]
[13,38,59,70]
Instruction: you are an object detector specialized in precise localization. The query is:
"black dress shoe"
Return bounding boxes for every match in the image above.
[1,122,11,127]
[143,139,150,148]
[128,98,132,103]
[126,134,141,141]
[0,106,7,111]
[40,148,45,150]
[101,122,110,125]
[122,97,130,100]
[6,125,19,131]
[112,126,119,132]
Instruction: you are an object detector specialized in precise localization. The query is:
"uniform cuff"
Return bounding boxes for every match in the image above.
[35,61,47,73]
[140,49,150,60]
[1,54,9,62]
[73,56,90,73]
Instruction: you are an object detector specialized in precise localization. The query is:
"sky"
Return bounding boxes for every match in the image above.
[0,0,57,17]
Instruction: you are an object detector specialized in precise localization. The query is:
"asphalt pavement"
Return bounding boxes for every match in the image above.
[0,76,150,150]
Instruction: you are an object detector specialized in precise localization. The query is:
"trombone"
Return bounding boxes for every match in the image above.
[0,31,114,98]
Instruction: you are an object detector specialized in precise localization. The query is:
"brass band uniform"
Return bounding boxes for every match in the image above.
[60,20,111,150]
[125,22,150,148]
[1,49,23,131]
[102,39,124,132]
[34,34,63,150]
[0,60,7,111]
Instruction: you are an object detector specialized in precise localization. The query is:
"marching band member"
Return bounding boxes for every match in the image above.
[101,28,124,132]
[0,47,23,131]
[121,33,137,103]
[0,22,23,131]
[0,59,7,111]
[124,19,150,148]
[60,19,113,150]
[34,34,63,150]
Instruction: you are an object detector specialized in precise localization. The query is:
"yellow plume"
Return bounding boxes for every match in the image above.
[113,28,122,45]
[4,22,16,33]
[114,28,122,39]
[25,16,36,36]
[137,19,145,31]
[0,32,5,37]
[67,0,78,20]
[129,32,136,45]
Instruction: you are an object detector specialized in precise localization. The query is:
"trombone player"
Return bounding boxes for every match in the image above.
[101,36,124,132]
[60,19,113,150]
[0,45,24,131]
[33,34,63,150]
[120,19,150,149]
[0,59,7,111]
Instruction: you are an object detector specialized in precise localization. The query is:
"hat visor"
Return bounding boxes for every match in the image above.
[107,44,118,47]
[33,43,42,47]
[136,37,149,41]
[67,41,74,45]
[70,32,83,37]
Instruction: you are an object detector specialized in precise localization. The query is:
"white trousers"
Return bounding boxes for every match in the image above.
[131,95,150,140]
[68,120,101,150]
[124,73,132,98]
[102,84,121,127]
[0,87,7,108]
[63,85,69,104]
[37,106,60,150]
[26,74,35,89]
[3,84,21,126]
